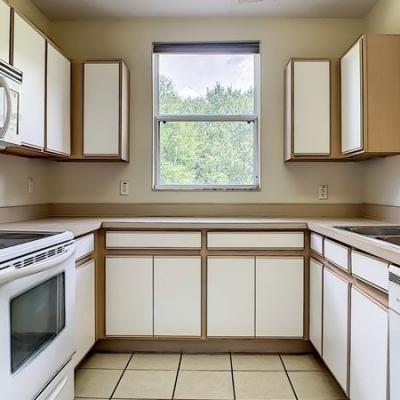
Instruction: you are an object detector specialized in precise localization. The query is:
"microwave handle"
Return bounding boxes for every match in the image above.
[0,76,12,140]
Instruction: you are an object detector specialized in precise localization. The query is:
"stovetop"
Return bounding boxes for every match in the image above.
[0,231,60,250]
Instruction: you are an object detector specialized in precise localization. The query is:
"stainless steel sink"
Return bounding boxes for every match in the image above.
[378,236,400,246]
[336,226,400,237]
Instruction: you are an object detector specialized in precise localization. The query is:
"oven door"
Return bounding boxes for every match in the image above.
[0,245,75,400]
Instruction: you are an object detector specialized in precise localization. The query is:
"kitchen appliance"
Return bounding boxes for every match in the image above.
[389,265,400,400]
[0,230,76,400]
[0,59,22,148]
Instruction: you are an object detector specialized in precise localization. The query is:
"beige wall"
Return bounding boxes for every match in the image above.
[48,17,365,204]
[0,0,51,207]
[364,0,400,207]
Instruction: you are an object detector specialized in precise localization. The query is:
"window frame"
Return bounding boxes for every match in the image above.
[152,46,261,191]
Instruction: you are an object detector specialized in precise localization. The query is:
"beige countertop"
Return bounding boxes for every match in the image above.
[0,216,399,265]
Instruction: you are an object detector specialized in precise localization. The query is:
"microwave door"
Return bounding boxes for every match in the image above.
[0,75,12,141]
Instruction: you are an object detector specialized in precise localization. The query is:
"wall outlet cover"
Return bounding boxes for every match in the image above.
[318,184,328,200]
[120,180,129,196]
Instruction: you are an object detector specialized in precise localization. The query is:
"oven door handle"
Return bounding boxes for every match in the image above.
[0,75,12,139]
[44,375,69,400]
[0,244,75,286]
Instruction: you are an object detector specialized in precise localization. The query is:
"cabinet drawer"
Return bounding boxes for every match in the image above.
[207,232,304,249]
[352,251,389,291]
[310,233,323,255]
[324,239,349,271]
[106,231,202,249]
[75,234,95,260]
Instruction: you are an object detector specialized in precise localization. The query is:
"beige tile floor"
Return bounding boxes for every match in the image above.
[75,352,346,400]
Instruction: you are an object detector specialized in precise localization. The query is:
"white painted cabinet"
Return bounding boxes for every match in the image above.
[83,61,129,160]
[256,257,304,337]
[0,1,10,63]
[309,258,323,354]
[74,260,95,366]
[13,13,46,149]
[341,38,363,154]
[154,257,201,336]
[106,257,153,336]
[46,43,71,155]
[293,60,330,155]
[350,288,388,400]
[207,257,254,337]
[323,268,349,393]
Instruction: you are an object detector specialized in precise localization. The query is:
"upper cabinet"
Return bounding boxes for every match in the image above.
[285,59,342,161]
[46,43,71,156]
[13,13,46,150]
[341,34,400,158]
[71,60,130,161]
[0,1,10,64]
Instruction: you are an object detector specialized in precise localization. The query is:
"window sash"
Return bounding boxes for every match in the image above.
[153,41,260,54]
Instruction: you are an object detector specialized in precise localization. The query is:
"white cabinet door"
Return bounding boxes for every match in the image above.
[350,288,388,400]
[84,62,120,156]
[154,257,201,336]
[0,1,10,63]
[106,257,153,336]
[309,258,323,354]
[207,257,254,337]
[341,39,363,154]
[293,60,330,155]
[46,43,71,155]
[74,260,95,366]
[256,257,304,337]
[323,268,349,393]
[13,13,45,149]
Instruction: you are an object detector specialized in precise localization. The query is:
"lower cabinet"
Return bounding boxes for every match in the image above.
[154,256,201,336]
[106,257,153,336]
[207,257,255,337]
[309,258,323,354]
[350,288,388,400]
[74,260,96,366]
[323,268,350,393]
[256,257,304,337]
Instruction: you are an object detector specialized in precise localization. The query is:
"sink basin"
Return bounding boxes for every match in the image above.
[377,236,400,247]
[335,226,400,237]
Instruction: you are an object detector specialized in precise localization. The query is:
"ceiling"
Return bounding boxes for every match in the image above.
[32,0,379,20]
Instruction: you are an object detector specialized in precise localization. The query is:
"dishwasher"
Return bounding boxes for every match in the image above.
[389,265,400,400]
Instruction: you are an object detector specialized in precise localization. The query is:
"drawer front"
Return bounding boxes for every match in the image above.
[207,232,304,249]
[352,251,389,291]
[324,239,349,271]
[75,234,95,260]
[310,233,323,255]
[106,231,202,249]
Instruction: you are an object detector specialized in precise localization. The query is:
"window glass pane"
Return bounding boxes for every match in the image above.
[159,54,255,116]
[159,121,256,186]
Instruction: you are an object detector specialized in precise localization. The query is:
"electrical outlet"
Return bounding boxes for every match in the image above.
[27,177,34,194]
[318,184,328,200]
[120,180,129,196]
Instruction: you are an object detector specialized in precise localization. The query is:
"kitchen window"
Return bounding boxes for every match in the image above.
[153,42,260,190]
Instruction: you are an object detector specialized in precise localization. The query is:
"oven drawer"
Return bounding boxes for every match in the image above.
[106,231,202,249]
[324,239,350,271]
[207,232,304,249]
[75,234,95,260]
[310,233,323,255]
[352,251,389,291]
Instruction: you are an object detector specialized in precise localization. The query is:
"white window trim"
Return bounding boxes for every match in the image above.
[152,52,261,191]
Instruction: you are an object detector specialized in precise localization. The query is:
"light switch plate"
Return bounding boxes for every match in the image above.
[27,177,34,194]
[318,184,328,200]
[120,180,129,196]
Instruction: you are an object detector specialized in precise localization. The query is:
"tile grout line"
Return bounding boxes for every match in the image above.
[171,352,183,400]
[279,354,299,400]
[230,353,236,400]
[108,352,134,400]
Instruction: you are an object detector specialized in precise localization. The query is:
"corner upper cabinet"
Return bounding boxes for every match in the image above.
[46,43,71,156]
[71,60,129,161]
[341,34,400,158]
[0,1,11,64]
[13,12,46,150]
[284,59,341,161]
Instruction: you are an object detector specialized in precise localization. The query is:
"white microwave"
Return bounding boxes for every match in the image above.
[0,60,22,148]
